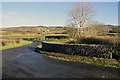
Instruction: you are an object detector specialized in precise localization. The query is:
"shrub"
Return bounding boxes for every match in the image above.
[79,37,111,45]
[111,43,120,61]
[1,39,24,46]
[45,36,69,40]
[2,42,6,46]
[66,27,79,42]
[67,25,110,43]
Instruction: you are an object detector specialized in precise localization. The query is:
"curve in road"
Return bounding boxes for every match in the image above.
[2,41,120,78]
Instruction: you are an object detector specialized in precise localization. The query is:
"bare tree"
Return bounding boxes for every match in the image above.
[68,2,95,41]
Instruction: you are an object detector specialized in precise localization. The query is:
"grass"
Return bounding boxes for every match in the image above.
[45,34,69,36]
[107,32,120,34]
[39,35,70,43]
[44,29,67,34]
[0,41,33,50]
[39,36,45,41]
[37,44,42,48]
[6,35,41,38]
[35,47,120,68]
[42,39,69,43]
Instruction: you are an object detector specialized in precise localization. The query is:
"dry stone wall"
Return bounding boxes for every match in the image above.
[42,42,112,59]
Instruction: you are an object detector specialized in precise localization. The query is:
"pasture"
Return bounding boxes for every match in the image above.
[1,25,120,68]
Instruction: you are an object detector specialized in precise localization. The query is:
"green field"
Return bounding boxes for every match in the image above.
[42,39,69,43]
[6,35,42,38]
[0,41,33,50]
[107,32,120,35]
[1,26,120,68]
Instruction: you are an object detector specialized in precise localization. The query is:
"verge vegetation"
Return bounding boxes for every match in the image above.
[1,24,120,68]
[0,39,33,50]
[35,47,120,68]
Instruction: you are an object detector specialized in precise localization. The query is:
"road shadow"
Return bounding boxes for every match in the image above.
[28,47,36,52]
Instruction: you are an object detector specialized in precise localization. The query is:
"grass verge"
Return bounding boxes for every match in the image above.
[35,47,120,68]
[42,39,69,43]
[4,35,42,38]
[0,41,33,50]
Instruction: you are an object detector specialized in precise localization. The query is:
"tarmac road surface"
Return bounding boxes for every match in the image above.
[2,41,120,78]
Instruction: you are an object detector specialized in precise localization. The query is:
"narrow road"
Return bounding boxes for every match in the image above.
[2,41,120,78]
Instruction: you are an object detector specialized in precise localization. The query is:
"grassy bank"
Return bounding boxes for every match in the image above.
[6,35,41,38]
[36,47,120,68]
[0,41,33,50]
[36,43,120,68]
[42,39,70,43]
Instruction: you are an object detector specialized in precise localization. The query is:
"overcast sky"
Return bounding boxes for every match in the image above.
[0,1,119,27]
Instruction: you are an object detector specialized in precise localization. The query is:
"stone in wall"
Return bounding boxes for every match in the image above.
[42,42,112,59]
